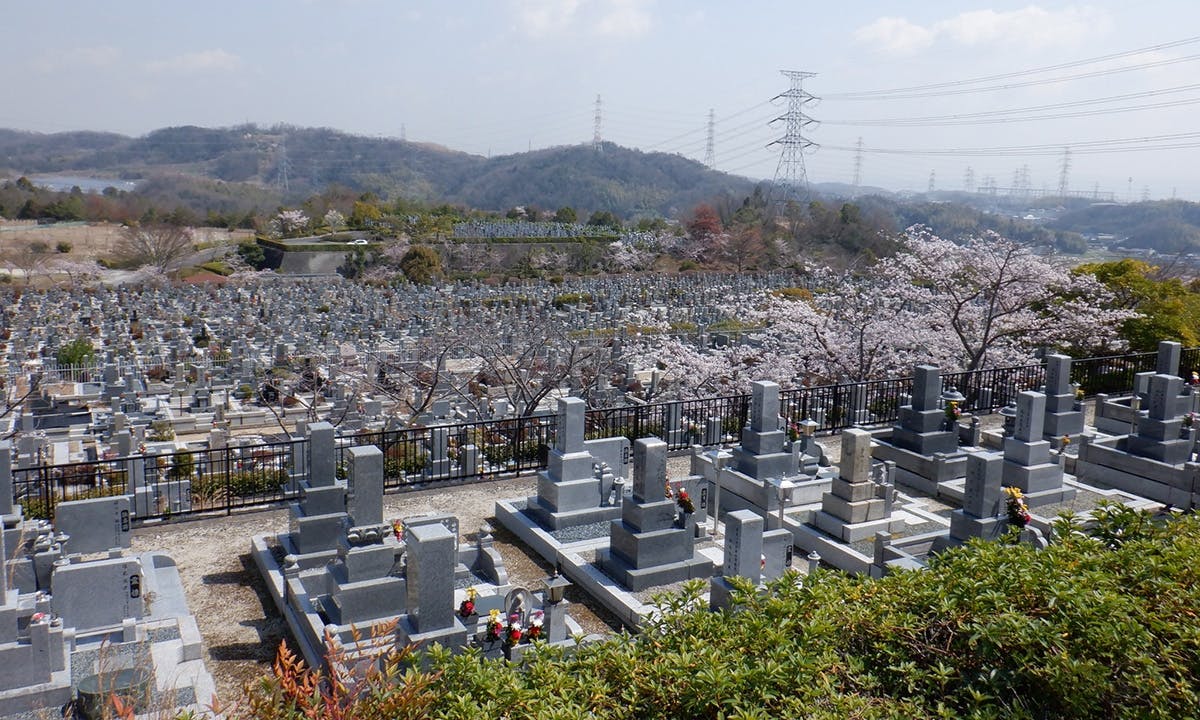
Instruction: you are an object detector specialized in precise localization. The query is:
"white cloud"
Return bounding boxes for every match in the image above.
[856,5,1110,55]
[32,45,121,74]
[853,16,935,56]
[145,49,241,75]
[595,0,653,38]
[513,0,583,37]
[511,0,651,39]
[934,6,1107,49]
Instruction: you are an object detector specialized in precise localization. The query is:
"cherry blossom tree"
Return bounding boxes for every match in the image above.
[49,258,102,285]
[883,227,1134,370]
[605,239,656,272]
[625,335,801,399]
[323,209,346,232]
[271,209,310,238]
[636,227,1137,392]
[114,224,194,272]
[749,272,950,383]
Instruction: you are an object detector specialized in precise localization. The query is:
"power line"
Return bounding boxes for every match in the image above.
[825,53,1200,102]
[826,34,1200,99]
[822,130,1200,158]
[825,84,1200,127]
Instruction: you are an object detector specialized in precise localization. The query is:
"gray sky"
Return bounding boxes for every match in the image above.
[6,1,1200,199]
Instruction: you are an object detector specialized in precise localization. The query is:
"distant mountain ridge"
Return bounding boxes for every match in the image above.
[0,124,757,217]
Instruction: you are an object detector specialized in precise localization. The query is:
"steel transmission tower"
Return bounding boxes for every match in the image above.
[964,166,976,193]
[704,109,716,168]
[851,137,863,188]
[593,94,603,152]
[1058,147,1071,197]
[275,142,291,193]
[927,170,936,194]
[769,70,818,205]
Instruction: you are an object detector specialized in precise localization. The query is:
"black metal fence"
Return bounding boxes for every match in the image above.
[10,347,1198,523]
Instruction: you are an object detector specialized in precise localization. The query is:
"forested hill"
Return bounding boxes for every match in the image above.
[1048,199,1200,252]
[0,125,754,217]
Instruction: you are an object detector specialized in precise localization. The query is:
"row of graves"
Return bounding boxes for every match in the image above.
[0,272,798,475]
[250,422,590,672]
[0,440,214,719]
[495,343,1189,629]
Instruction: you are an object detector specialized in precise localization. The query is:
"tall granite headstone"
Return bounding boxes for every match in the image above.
[596,438,713,591]
[1042,354,1084,441]
[811,428,903,542]
[1002,391,1074,507]
[525,397,621,530]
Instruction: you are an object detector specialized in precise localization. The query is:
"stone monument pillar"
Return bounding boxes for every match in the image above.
[1042,354,1084,442]
[596,438,713,591]
[525,397,621,530]
[811,428,904,542]
[947,451,1006,543]
[397,522,468,650]
[709,509,763,612]
[1002,391,1074,507]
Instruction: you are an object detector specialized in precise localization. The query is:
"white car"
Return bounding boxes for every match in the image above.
[347,238,369,245]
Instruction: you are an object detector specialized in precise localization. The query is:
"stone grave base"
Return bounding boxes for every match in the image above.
[1075,438,1200,509]
[396,616,469,653]
[809,511,906,543]
[594,548,713,592]
[522,497,622,531]
[1093,397,1138,436]
[871,439,967,496]
[496,497,720,630]
[708,470,833,526]
[1015,485,1077,508]
[0,668,70,718]
[787,519,874,575]
[945,512,1007,543]
[274,530,341,571]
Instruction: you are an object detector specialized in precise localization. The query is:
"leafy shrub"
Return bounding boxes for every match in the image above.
[55,241,72,253]
[55,337,95,367]
[384,443,428,477]
[148,420,175,441]
[199,260,233,276]
[191,468,288,502]
[771,286,814,301]
[552,292,593,309]
[236,241,268,269]
[481,440,540,466]
[167,451,195,481]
